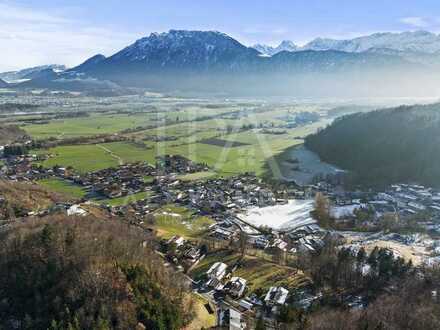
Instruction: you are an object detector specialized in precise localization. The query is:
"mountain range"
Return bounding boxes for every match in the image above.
[252,40,298,56]
[4,30,440,96]
[252,30,440,56]
[0,64,66,83]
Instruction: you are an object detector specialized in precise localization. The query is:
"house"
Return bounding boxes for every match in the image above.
[167,235,185,248]
[225,277,247,298]
[217,307,246,330]
[211,227,236,240]
[238,299,253,311]
[247,235,269,249]
[264,286,289,306]
[254,236,270,249]
[229,309,245,330]
[269,238,288,251]
[183,246,201,262]
[67,205,87,217]
[206,262,228,284]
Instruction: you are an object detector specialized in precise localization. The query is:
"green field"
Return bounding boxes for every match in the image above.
[37,142,156,173]
[22,97,329,179]
[178,171,217,181]
[38,178,87,199]
[35,123,326,176]
[152,204,214,239]
[24,113,155,139]
[37,144,119,173]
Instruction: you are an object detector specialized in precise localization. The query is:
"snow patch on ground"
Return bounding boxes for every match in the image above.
[238,199,316,231]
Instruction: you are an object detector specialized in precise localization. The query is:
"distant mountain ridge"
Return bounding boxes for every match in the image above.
[75,30,260,74]
[69,30,415,78]
[7,29,440,96]
[252,31,440,56]
[0,64,66,83]
[302,30,440,53]
[253,40,298,56]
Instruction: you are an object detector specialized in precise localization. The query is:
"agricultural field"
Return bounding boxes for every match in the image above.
[36,144,120,172]
[24,112,155,139]
[33,120,327,176]
[12,94,331,179]
[36,141,156,173]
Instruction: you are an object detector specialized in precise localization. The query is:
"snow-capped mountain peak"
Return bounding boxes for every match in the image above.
[302,30,440,53]
[252,40,298,56]
[105,29,259,70]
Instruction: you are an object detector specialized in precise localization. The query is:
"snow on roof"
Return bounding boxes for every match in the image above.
[67,205,87,217]
[207,262,227,279]
[265,286,289,305]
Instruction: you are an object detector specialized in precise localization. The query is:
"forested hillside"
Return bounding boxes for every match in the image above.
[305,104,440,187]
[0,214,193,330]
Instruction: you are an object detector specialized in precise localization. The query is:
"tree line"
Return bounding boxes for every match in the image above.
[305,103,440,187]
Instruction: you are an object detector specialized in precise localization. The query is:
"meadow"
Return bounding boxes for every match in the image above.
[151,204,215,239]
[34,121,326,177]
[20,95,329,179]
[37,142,155,173]
[38,178,87,199]
[24,113,156,139]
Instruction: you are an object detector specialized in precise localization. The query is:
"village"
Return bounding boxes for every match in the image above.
[2,148,440,328]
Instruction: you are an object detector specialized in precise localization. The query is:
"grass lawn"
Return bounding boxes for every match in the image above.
[187,294,216,330]
[152,204,214,239]
[178,171,217,181]
[167,137,302,176]
[37,142,156,173]
[100,141,156,164]
[37,144,118,173]
[24,113,154,139]
[38,178,87,199]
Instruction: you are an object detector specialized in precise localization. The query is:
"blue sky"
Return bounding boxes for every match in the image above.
[1,0,440,71]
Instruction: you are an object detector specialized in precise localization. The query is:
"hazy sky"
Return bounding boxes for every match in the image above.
[1,0,440,71]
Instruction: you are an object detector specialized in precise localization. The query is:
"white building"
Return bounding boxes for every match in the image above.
[225,277,247,298]
[167,235,185,248]
[67,205,87,217]
[264,286,289,306]
[229,309,245,330]
[207,262,227,281]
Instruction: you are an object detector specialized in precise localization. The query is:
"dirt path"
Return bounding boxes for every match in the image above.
[96,144,124,165]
